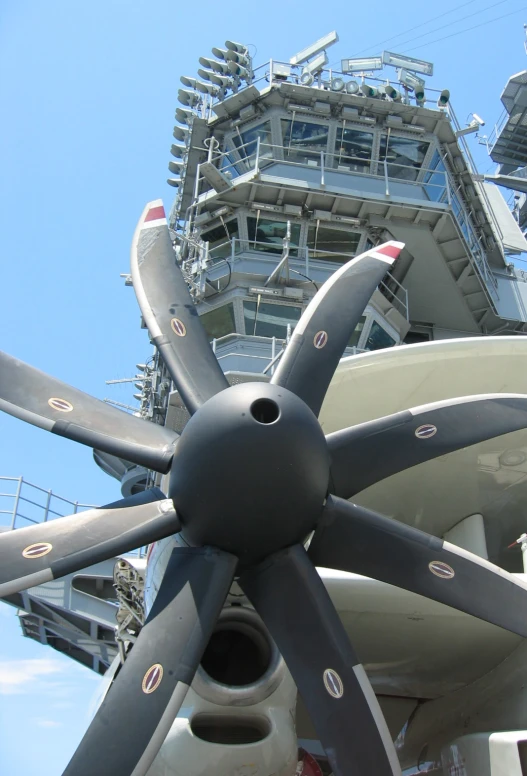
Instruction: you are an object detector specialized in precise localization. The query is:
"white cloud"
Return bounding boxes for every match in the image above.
[33,718,62,728]
[0,657,63,695]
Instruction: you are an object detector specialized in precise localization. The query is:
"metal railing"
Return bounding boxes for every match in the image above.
[0,476,94,531]
[205,238,409,319]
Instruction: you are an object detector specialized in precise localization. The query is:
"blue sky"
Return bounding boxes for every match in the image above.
[0,1,526,773]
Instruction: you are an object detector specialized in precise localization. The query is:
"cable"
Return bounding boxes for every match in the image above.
[289,268,319,292]
[381,0,513,54]
[343,0,480,60]
[405,6,527,53]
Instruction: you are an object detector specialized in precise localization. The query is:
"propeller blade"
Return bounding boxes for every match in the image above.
[130,200,229,415]
[310,496,527,637]
[271,241,403,416]
[0,489,180,597]
[328,393,527,499]
[64,546,237,776]
[239,545,401,776]
[0,351,178,472]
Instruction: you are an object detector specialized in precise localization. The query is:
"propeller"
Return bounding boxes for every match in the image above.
[2,202,527,775]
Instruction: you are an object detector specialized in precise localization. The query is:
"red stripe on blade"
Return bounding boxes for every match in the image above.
[375,243,402,259]
[145,205,166,222]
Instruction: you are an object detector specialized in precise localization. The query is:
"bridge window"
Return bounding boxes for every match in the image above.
[281,119,329,164]
[380,135,430,182]
[201,219,239,259]
[334,127,374,172]
[365,320,397,351]
[423,150,448,202]
[232,121,272,164]
[247,216,301,256]
[243,300,302,338]
[306,224,361,263]
[200,303,236,340]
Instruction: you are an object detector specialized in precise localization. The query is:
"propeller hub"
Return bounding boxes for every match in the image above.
[169,382,330,564]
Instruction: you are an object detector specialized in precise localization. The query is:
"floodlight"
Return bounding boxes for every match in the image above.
[301,51,329,78]
[170,143,187,158]
[300,72,314,86]
[194,80,220,96]
[167,178,181,188]
[225,50,251,68]
[178,89,200,107]
[180,75,198,88]
[168,160,185,175]
[227,61,250,79]
[437,89,450,108]
[173,126,189,142]
[290,31,338,66]
[415,92,426,107]
[345,80,360,94]
[225,40,248,54]
[175,107,196,124]
[361,84,378,98]
[331,77,345,92]
[212,47,229,61]
[397,68,425,93]
[382,51,433,76]
[382,84,401,101]
[136,364,148,371]
[341,57,383,74]
[199,57,230,75]
[133,393,143,401]
[198,70,233,88]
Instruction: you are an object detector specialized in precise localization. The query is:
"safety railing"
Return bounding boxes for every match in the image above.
[0,476,95,531]
[0,476,148,558]
[210,333,366,375]
[206,238,409,319]
[207,138,450,204]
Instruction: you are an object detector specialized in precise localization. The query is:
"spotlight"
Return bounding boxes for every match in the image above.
[175,107,196,124]
[136,364,148,371]
[178,89,200,107]
[225,40,248,54]
[167,178,181,188]
[300,72,314,86]
[382,84,401,101]
[211,47,229,61]
[180,75,198,88]
[345,80,360,94]
[331,77,345,92]
[225,50,251,68]
[227,61,250,80]
[437,89,450,108]
[173,126,189,143]
[194,81,221,96]
[199,56,230,74]
[414,85,425,104]
[361,84,378,98]
[170,143,187,158]
[168,160,185,175]
[198,69,233,88]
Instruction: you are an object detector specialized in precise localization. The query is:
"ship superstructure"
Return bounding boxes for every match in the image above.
[4,31,527,776]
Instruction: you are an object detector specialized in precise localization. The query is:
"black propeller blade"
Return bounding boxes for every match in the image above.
[0,351,178,472]
[271,241,403,417]
[310,495,527,638]
[239,545,402,776]
[328,393,527,499]
[0,489,180,597]
[130,200,229,415]
[63,547,237,776]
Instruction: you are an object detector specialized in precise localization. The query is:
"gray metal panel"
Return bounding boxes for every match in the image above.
[482,183,527,254]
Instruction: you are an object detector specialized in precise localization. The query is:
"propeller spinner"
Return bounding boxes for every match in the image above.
[2,200,527,776]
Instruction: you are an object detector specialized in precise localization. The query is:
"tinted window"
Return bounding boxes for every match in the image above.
[247,217,301,256]
[201,219,239,259]
[200,304,236,340]
[380,135,430,182]
[233,121,272,163]
[281,119,329,164]
[243,301,302,338]
[334,128,373,171]
[365,320,396,351]
[307,225,361,262]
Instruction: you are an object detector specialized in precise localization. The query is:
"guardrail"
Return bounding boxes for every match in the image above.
[0,476,94,530]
